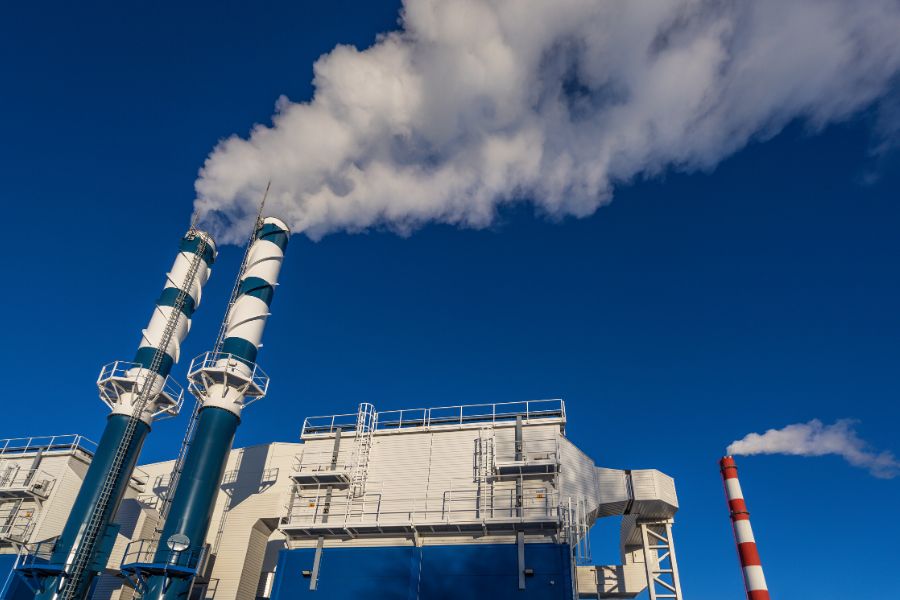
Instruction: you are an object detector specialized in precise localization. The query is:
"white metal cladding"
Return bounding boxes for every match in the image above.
[284,406,568,539]
[558,439,603,510]
[630,470,678,518]
[166,232,215,309]
[221,216,287,348]
[197,217,288,417]
[141,230,215,367]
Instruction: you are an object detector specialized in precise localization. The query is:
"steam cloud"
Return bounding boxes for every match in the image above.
[194,0,900,242]
[727,419,900,479]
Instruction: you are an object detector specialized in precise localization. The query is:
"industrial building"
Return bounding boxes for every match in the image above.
[1,400,682,599]
[1,220,684,600]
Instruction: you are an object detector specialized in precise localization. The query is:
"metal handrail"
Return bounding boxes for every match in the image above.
[220,467,280,486]
[129,467,150,490]
[97,361,185,420]
[0,510,35,542]
[0,465,55,494]
[283,485,560,526]
[187,351,270,400]
[301,399,565,437]
[0,435,98,458]
[492,433,561,463]
[291,452,353,474]
[120,539,205,571]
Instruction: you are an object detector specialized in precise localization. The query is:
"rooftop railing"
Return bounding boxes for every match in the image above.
[301,399,565,437]
[0,435,97,459]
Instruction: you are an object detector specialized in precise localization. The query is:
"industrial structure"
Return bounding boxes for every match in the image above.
[1,216,686,600]
[3,228,215,600]
[720,457,769,600]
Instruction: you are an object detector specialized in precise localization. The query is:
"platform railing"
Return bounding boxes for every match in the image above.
[13,539,57,570]
[220,467,279,487]
[301,399,566,437]
[0,435,97,458]
[0,466,55,496]
[0,513,34,543]
[282,483,560,527]
[97,360,185,420]
[492,433,561,464]
[121,538,206,571]
[187,351,269,401]
[129,467,150,492]
[291,450,354,475]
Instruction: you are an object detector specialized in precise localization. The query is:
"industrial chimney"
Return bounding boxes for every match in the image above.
[139,216,289,600]
[719,456,770,600]
[27,229,216,600]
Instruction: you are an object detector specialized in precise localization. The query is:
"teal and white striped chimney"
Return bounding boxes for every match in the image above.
[141,217,289,600]
[30,229,216,600]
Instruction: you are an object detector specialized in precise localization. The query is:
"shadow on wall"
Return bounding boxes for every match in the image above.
[225,445,273,508]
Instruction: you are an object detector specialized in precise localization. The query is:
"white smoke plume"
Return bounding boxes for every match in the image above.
[727,419,900,479]
[194,0,900,242]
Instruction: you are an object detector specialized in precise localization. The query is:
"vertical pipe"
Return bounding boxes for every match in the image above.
[720,456,770,600]
[33,231,215,600]
[143,218,289,600]
[321,429,342,524]
[515,415,523,518]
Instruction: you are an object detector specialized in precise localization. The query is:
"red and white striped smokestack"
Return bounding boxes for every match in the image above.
[720,456,770,600]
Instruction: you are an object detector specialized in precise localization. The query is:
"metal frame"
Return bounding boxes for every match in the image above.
[97,361,184,421]
[186,351,270,408]
[8,540,66,593]
[0,500,35,544]
[119,539,207,594]
[491,431,561,479]
[0,435,97,459]
[0,466,54,500]
[639,520,684,600]
[301,399,566,437]
[281,480,561,538]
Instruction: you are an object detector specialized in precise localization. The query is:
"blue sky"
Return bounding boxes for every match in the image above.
[2,1,899,598]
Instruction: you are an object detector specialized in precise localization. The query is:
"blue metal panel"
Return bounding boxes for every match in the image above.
[133,346,175,376]
[220,337,258,364]
[236,277,274,305]
[156,287,196,317]
[255,223,289,250]
[179,236,216,266]
[270,543,572,600]
[0,553,31,600]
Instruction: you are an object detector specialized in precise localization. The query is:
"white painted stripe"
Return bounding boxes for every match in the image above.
[725,478,744,500]
[743,565,768,591]
[733,519,755,543]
